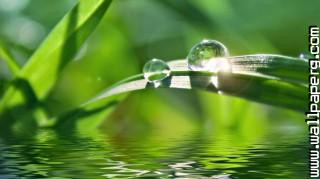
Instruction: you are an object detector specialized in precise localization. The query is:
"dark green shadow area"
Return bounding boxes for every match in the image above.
[58,5,78,71]
[0,78,39,128]
[53,100,119,133]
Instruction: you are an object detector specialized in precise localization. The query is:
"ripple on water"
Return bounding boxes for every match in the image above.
[0,129,308,178]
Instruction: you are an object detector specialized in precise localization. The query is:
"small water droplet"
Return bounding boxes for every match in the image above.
[187,39,229,72]
[299,52,314,59]
[143,59,170,84]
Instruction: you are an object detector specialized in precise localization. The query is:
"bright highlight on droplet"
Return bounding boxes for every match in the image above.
[143,59,171,83]
[187,39,230,72]
[299,53,314,60]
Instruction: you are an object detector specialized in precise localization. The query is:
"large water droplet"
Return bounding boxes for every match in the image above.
[187,39,230,72]
[143,59,170,83]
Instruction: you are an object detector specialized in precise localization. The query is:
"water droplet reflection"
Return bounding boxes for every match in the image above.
[187,39,230,72]
[143,58,170,87]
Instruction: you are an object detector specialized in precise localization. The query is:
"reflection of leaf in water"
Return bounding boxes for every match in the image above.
[0,124,307,178]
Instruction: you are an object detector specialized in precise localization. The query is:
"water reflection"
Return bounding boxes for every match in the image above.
[0,126,307,178]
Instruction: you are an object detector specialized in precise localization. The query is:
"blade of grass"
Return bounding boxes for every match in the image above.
[0,79,8,98]
[50,54,307,129]
[81,55,307,113]
[0,0,112,128]
[0,46,20,77]
[0,0,112,116]
[230,54,308,85]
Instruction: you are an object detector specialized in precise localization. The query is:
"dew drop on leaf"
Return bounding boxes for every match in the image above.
[143,59,170,83]
[187,39,230,72]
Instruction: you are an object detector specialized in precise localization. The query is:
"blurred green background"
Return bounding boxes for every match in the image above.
[1,0,316,125]
[0,0,318,178]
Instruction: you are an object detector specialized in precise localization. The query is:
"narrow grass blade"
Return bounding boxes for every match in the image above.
[230,54,308,85]
[0,46,20,77]
[0,0,112,114]
[0,0,112,127]
[82,55,307,112]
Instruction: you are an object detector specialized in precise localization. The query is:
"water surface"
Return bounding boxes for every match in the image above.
[0,126,308,178]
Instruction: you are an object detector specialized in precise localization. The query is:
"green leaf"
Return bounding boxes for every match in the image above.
[81,55,307,113]
[230,54,308,85]
[0,79,8,98]
[0,0,112,125]
[0,46,20,77]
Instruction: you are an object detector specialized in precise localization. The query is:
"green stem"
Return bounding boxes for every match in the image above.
[0,47,20,77]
